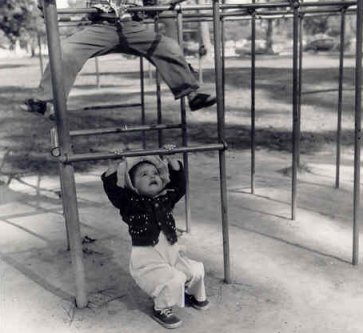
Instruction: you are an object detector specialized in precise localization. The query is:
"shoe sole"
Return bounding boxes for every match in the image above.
[190,97,217,111]
[152,315,182,329]
[185,295,210,311]
[190,303,209,311]
[185,300,210,311]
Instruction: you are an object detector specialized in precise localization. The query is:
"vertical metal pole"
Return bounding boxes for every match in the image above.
[291,1,300,220]
[37,32,44,74]
[50,127,71,250]
[140,57,146,149]
[95,57,100,88]
[176,7,191,232]
[148,61,153,84]
[212,0,231,284]
[42,0,87,308]
[198,14,204,84]
[36,174,41,208]
[353,0,362,265]
[221,17,226,111]
[198,47,204,84]
[251,9,256,194]
[297,12,303,167]
[336,9,346,189]
[154,17,163,147]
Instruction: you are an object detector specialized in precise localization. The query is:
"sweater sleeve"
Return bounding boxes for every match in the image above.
[166,161,186,205]
[101,171,129,210]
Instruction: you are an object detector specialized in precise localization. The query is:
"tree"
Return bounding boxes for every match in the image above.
[303,16,330,36]
[0,0,44,48]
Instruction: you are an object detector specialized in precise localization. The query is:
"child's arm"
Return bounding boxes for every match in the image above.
[166,156,181,171]
[104,160,119,177]
[164,156,186,204]
[101,161,128,210]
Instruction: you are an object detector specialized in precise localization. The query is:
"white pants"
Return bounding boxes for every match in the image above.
[129,232,206,310]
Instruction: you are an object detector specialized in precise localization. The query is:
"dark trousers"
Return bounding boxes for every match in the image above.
[36,20,199,102]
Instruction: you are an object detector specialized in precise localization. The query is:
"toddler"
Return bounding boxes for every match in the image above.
[101,154,209,329]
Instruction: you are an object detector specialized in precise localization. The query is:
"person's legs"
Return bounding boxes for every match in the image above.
[158,13,178,40]
[158,14,199,78]
[175,256,207,304]
[129,242,187,328]
[117,20,198,99]
[36,24,120,102]
[130,246,187,309]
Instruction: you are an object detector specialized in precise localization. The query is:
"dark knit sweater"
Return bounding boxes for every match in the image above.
[101,163,185,246]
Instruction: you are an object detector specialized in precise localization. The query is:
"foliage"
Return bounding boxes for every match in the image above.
[303,16,330,36]
[0,0,44,45]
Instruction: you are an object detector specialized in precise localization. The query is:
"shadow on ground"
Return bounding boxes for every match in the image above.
[0,63,357,175]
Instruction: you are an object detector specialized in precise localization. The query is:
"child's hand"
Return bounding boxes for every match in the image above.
[163,144,176,151]
[162,145,181,171]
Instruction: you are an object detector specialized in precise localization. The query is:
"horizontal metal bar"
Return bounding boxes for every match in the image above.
[57,6,181,15]
[70,123,182,137]
[300,0,355,7]
[255,7,344,16]
[178,7,357,22]
[68,103,141,112]
[58,6,357,25]
[57,1,356,16]
[60,144,226,163]
[220,1,356,10]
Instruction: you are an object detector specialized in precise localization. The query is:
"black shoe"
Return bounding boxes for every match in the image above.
[21,99,55,120]
[185,293,209,311]
[152,307,182,329]
[188,93,216,112]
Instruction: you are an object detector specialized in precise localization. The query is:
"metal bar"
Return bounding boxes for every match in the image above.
[222,1,356,9]
[291,1,300,220]
[300,0,356,7]
[336,8,346,188]
[297,10,304,167]
[176,7,191,233]
[154,17,163,147]
[68,103,141,112]
[178,8,359,22]
[37,33,44,74]
[256,7,346,16]
[353,0,363,265]
[221,16,226,121]
[251,8,256,195]
[94,57,100,88]
[58,7,359,24]
[60,144,226,163]
[50,127,70,251]
[140,57,146,149]
[70,123,182,137]
[57,1,357,15]
[42,0,87,308]
[212,0,231,284]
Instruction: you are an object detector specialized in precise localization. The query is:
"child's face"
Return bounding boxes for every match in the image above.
[133,163,163,197]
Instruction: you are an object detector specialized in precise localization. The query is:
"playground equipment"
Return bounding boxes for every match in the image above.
[41,0,229,308]
[39,0,362,309]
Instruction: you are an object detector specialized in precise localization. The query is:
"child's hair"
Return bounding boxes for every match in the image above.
[128,161,156,186]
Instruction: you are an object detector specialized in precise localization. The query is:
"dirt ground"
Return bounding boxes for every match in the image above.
[1,52,363,333]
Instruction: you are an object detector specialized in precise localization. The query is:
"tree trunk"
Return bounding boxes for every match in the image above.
[265,19,274,54]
